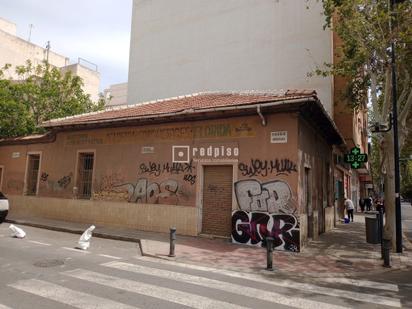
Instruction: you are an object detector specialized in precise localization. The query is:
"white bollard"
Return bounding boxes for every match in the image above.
[9,224,26,238]
[77,225,95,250]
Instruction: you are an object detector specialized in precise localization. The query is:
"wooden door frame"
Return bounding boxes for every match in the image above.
[196,160,238,235]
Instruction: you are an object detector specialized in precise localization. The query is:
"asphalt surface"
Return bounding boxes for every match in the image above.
[0,223,410,308]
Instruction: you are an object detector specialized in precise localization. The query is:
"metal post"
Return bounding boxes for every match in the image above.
[169,227,176,257]
[266,237,274,271]
[379,208,384,259]
[383,238,392,268]
[390,0,403,253]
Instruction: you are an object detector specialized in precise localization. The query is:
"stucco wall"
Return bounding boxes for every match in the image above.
[0,17,16,35]
[297,117,334,243]
[8,195,198,235]
[128,0,333,115]
[0,29,68,74]
[61,64,100,103]
[0,112,331,251]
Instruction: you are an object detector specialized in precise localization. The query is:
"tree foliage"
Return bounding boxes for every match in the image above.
[316,0,412,245]
[0,60,104,138]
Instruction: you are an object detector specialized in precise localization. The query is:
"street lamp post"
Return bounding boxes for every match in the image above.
[390,0,404,253]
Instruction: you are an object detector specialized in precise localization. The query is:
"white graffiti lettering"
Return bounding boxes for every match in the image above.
[235,179,293,213]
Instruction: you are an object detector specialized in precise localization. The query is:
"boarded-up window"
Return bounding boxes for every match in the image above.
[77,153,94,199]
[26,154,40,195]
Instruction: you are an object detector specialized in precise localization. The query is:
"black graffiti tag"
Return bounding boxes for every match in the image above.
[139,160,195,177]
[57,173,73,188]
[183,174,196,185]
[231,210,299,252]
[238,158,297,177]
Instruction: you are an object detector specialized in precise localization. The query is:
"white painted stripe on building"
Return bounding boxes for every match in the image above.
[62,247,90,254]
[27,240,51,246]
[319,277,399,292]
[64,269,249,309]
[8,279,136,309]
[0,304,13,309]
[98,254,122,260]
[103,261,349,309]
[135,256,401,308]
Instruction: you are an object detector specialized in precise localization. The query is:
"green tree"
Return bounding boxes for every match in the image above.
[316,0,412,248]
[0,60,104,138]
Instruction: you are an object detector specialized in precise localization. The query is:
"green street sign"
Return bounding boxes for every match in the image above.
[344,147,368,169]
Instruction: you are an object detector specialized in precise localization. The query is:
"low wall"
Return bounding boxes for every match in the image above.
[8,195,198,236]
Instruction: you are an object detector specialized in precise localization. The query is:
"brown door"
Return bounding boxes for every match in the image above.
[202,165,233,237]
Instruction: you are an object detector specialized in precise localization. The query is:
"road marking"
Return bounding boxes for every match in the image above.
[319,277,399,292]
[8,279,136,309]
[62,247,90,254]
[64,269,249,309]
[103,261,349,309]
[135,256,401,308]
[27,240,51,246]
[0,304,13,309]
[98,254,122,260]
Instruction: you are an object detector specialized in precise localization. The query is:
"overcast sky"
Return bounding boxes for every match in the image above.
[1,0,132,91]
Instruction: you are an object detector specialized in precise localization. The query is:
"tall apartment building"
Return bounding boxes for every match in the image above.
[0,17,100,102]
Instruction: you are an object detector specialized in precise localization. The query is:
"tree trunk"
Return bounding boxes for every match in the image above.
[382,133,397,250]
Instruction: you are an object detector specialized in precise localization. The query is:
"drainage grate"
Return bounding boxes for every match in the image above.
[33,259,65,268]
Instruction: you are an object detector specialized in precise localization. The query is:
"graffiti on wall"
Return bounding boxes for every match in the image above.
[93,173,128,201]
[235,179,295,214]
[115,178,183,205]
[183,174,196,185]
[40,172,49,182]
[232,210,299,251]
[57,173,72,188]
[139,160,195,177]
[238,158,297,177]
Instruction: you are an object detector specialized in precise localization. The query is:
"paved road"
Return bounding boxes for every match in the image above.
[0,223,409,309]
[402,202,412,242]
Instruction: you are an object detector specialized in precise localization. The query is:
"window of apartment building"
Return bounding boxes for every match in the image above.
[25,154,41,195]
[76,152,94,199]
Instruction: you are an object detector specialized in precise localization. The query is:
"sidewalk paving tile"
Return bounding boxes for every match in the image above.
[5,212,412,278]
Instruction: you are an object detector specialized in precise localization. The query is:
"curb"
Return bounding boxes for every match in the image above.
[5,218,411,279]
[5,219,143,254]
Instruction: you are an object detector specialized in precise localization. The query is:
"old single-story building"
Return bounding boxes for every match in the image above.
[0,90,344,251]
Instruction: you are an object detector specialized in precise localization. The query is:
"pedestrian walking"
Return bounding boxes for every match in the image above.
[344,197,355,222]
[376,198,385,214]
[365,196,372,211]
[359,198,365,212]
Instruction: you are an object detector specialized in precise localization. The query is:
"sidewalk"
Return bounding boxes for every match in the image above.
[5,212,412,278]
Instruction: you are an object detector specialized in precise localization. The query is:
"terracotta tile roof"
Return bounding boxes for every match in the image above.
[42,89,317,128]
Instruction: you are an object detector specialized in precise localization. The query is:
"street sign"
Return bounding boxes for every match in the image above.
[344,147,368,169]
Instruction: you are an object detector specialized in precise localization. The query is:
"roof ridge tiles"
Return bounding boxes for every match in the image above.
[42,89,318,127]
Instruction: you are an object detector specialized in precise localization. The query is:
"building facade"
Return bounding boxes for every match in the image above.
[127,0,370,218]
[104,82,128,107]
[127,0,333,115]
[0,17,101,102]
[0,91,343,251]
